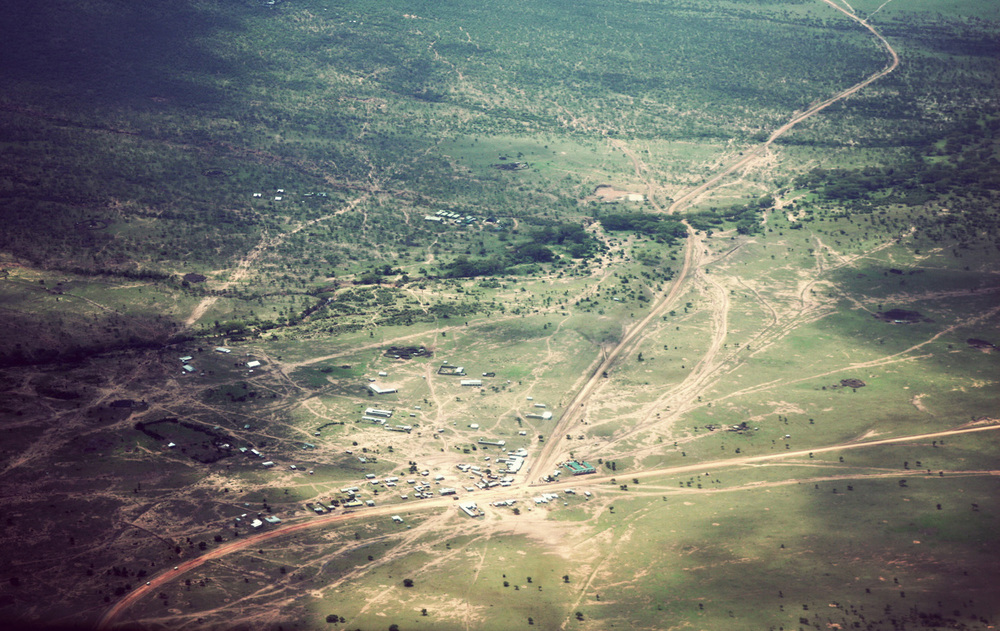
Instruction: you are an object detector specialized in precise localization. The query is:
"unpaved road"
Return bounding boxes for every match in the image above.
[665,0,899,215]
[531,1,899,478]
[99,422,1000,629]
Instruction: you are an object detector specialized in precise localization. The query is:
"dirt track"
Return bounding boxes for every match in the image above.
[530,1,900,479]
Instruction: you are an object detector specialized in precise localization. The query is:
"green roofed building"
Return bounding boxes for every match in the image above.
[564,461,596,475]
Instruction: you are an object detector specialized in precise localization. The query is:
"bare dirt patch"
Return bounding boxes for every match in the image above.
[588,185,643,203]
[967,338,995,352]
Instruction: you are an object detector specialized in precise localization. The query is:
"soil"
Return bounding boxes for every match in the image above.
[74,218,110,231]
[966,338,995,350]
[874,309,930,323]
[492,161,529,171]
[590,185,641,202]
[383,346,432,360]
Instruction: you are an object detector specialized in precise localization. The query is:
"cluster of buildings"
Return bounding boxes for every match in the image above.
[459,502,481,518]
[531,489,591,504]
[359,407,412,433]
[251,188,330,202]
[424,210,478,226]
[176,347,263,376]
[234,513,281,530]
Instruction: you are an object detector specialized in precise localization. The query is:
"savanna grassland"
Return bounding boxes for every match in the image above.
[1,0,999,630]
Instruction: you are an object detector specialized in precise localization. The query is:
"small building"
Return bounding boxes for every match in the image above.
[392,515,404,523]
[564,461,596,476]
[261,461,275,468]
[179,356,193,363]
[246,360,261,369]
[468,423,480,430]
[459,502,480,518]
[439,487,457,496]
[250,519,263,528]
[526,410,554,420]
[182,365,195,373]
[478,438,506,448]
[365,408,393,418]
[369,384,398,395]
[378,371,388,377]
[460,379,483,387]
[343,500,363,508]
[264,516,281,524]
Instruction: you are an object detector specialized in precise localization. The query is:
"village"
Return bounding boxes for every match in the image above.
[155,346,601,527]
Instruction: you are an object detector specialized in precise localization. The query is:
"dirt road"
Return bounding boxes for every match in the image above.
[665,0,898,215]
[98,422,999,629]
[531,2,899,478]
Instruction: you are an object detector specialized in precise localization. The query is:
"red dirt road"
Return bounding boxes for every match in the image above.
[98,424,999,629]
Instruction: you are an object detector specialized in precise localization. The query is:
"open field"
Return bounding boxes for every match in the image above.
[1,0,999,629]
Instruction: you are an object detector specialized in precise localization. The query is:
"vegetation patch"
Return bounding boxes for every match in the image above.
[134,418,234,464]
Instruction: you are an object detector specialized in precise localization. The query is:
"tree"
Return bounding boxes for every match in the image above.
[403,578,414,588]
[389,625,400,631]
[563,575,570,583]
[421,609,428,616]
[326,614,338,623]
